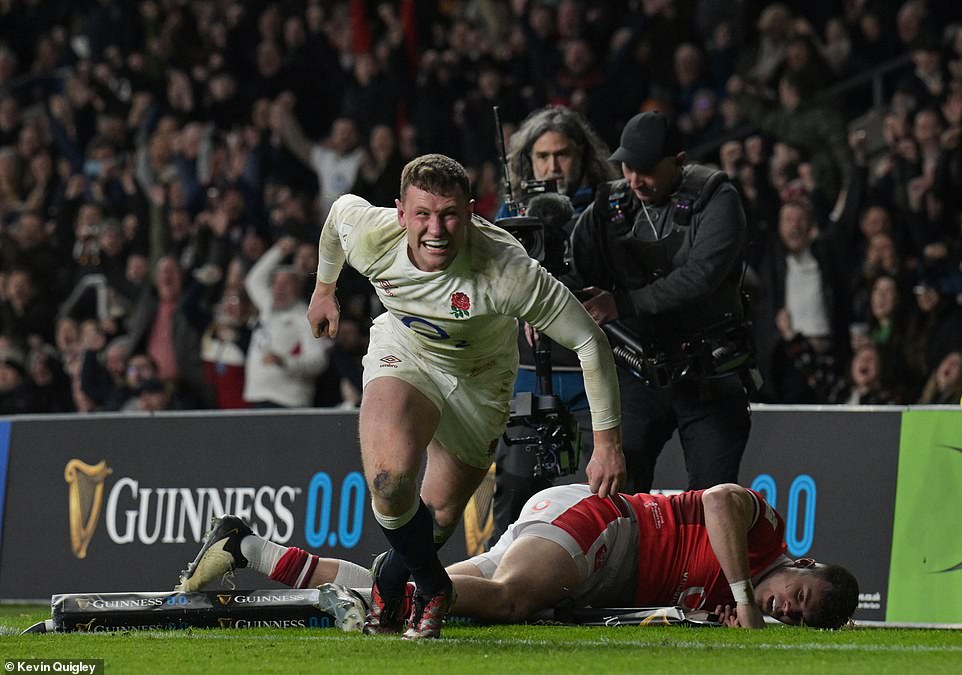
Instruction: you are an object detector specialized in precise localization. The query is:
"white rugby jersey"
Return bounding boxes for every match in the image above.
[317,194,620,429]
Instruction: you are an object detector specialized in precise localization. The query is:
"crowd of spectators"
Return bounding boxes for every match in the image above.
[2,0,962,415]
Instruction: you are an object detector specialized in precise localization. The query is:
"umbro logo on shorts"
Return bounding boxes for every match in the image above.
[380,355,401,368]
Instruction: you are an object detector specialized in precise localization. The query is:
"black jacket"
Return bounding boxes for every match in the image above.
[571,165,748,355]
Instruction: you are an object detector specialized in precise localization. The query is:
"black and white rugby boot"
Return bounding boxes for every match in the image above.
[174,515,252,592]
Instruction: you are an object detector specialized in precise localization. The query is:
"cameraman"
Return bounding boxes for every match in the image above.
[571,111,752,493]
[498,106,616,219]
[491,106,616,542]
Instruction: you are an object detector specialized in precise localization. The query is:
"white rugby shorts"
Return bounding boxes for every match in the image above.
[362,317,516,469]
[466,483,638,607]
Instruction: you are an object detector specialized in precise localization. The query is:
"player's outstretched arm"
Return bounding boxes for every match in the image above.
[307,281,340,339]
[702,484,767,629]
[537,291,625,497]
[309,196,357,339]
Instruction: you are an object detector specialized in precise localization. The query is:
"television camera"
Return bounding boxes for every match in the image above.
[493,106,581,479]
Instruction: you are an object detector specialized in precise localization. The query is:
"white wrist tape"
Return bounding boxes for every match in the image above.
[730,579,754,605]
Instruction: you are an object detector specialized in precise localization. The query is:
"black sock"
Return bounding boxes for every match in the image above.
[379,501,450,596]
[373,549,408,598]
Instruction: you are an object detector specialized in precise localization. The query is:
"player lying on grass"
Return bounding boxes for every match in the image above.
[175,482,858,629]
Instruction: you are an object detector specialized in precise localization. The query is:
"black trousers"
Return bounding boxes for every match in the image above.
[619,369,752,493]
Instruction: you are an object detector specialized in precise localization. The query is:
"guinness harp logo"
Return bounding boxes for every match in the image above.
[463,463,496,556]
[65,459,113,559]
[217,594,233,606]
[75,618,97,632]
[639,608,672,626]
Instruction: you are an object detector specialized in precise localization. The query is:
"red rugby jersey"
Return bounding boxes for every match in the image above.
[622,489,787,609]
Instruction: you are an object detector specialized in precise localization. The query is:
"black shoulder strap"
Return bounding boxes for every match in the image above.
[672,165,728,229]
[595,179,631,229]
[594,179,612,211]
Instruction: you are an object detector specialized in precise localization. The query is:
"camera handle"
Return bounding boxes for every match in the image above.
[503,329,581,479]
[532,332,553,396]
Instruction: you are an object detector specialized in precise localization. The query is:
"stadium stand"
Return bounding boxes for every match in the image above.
[2,0,962,413]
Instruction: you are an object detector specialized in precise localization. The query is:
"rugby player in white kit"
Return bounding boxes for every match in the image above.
[306,154,624,639]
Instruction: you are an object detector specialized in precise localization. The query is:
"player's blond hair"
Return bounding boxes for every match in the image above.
[399,154,471,202]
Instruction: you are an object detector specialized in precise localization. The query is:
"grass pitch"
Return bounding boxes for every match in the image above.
[2,605,962,674]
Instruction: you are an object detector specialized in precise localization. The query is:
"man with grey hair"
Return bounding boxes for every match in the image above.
[501,105,616,217]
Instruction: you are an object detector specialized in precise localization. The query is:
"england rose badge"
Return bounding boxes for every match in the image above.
[449,291,471,318]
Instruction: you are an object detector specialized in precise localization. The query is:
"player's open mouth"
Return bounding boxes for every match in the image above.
[423,240,449,251]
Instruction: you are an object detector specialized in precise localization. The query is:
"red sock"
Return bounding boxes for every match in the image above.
[269,548,319,588]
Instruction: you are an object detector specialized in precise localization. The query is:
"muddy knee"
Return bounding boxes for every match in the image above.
[369,470,417,513]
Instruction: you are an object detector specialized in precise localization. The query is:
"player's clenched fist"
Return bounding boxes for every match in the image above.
[307,283,340,339]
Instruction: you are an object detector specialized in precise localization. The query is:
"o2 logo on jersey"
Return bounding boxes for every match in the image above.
[532,499,551,511]
[400,316,470,348]
[751,474,816,557]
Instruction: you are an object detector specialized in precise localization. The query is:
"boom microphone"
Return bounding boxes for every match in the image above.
[525,192,574,276]
[525,192,574,231]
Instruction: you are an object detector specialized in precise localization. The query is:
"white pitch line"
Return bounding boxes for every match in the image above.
[112,631,962,653]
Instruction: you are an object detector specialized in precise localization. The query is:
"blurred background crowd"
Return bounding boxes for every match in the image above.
[2,0,962,415]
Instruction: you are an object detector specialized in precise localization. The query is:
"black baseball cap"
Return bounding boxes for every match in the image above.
[609,111,683,171]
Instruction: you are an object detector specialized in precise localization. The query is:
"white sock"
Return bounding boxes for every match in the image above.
[240,534,287,576]
[371,498,420,530]
[333,560,373,589]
